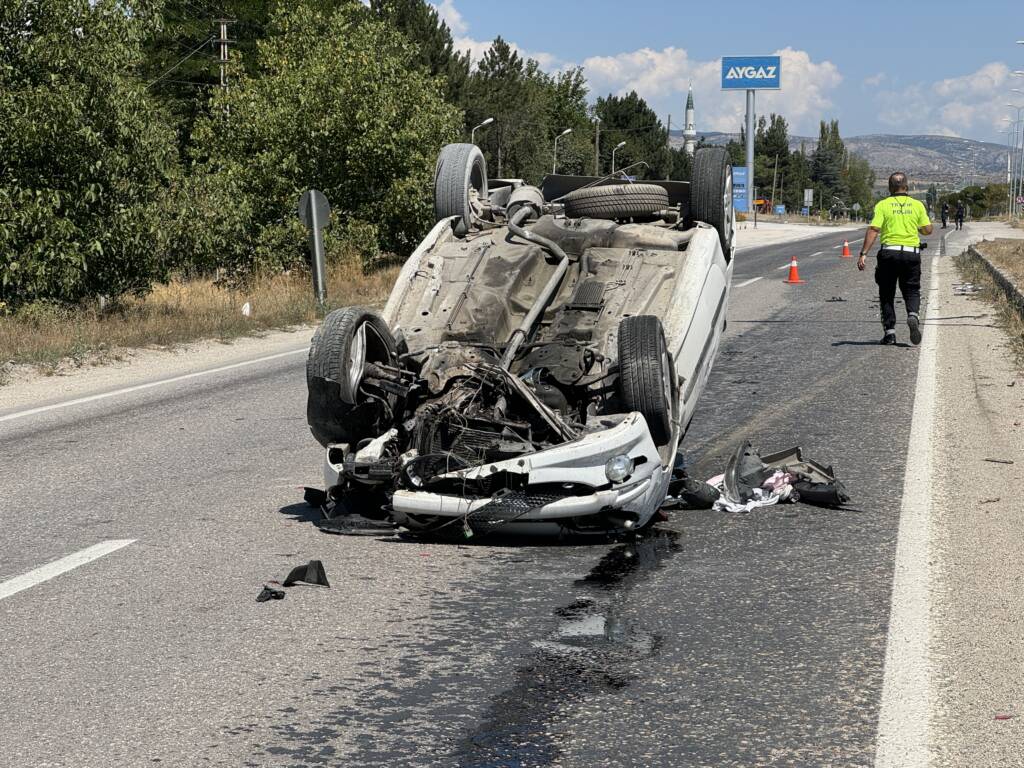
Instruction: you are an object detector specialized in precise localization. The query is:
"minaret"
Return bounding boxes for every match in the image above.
[683,83,697,156]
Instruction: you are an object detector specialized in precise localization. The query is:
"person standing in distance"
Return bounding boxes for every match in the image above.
[955,200,965,230]
[941,201,949,229]
[858,172,932,345]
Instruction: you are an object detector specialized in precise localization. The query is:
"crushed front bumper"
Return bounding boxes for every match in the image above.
[385,413,669,525]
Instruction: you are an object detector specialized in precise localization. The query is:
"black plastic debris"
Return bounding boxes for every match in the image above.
[283,559,331,587]
[303,486,328,507]
[826,296,847,302]
[256,584,285,602]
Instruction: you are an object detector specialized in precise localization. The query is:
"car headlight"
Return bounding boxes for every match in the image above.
[604,454,633,483]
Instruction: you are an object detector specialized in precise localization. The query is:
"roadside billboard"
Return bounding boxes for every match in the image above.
[732,166,749,213]
[721,56,782,90]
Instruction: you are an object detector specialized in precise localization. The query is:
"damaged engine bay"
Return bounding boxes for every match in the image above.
[305,143,737,537]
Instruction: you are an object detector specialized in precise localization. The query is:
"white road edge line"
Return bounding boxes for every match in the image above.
[0,540,136,601]
[733,277,764,288]
[0,348,308,424]
[874,253,940,767]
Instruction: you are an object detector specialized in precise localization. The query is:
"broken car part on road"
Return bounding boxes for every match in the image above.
[304,143,737,538]
[709,440,850,513]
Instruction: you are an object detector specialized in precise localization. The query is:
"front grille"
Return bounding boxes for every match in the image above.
[470,490,564,525]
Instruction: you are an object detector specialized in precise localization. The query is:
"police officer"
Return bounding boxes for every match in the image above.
[858,172,933,345]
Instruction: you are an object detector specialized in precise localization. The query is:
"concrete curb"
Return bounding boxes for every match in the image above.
[965,244,1024,318]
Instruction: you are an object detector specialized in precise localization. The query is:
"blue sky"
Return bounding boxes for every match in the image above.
[434,0,1024,143]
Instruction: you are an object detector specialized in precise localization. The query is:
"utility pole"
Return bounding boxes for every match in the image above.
[215,19,234,89]
[594,116,601,176]
[665,114,671,180]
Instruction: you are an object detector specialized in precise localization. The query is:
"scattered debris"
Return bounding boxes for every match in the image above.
[283,559,331,587]
[994,713,1016,721]
[303,487,328,507]
[1009,381,1016,387]
[826,296,847,302]
[980,497,1001,504]
[256,560,331,603]
[983,457,1015,465]
[952,282,981,295]
[708,441,850,513]
[256,584,285,602]
[241,301,252,317]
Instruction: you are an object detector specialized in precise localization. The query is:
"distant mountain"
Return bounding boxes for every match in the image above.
[669,130,1007,187]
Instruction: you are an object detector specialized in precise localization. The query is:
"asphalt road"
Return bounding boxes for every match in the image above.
[0,228,935,767]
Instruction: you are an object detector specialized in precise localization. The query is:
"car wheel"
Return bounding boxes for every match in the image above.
[561,183,669,220]
[692,147,735,256]
[434,143,488,236]
[306,306,398,448]
[617,315,675,445]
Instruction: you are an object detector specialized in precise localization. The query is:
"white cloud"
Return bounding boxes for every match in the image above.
[432,0,467,36]
[432,3,843,136]
[872,62,1014,138]
[582,46,842,136]
[863,72,886,87]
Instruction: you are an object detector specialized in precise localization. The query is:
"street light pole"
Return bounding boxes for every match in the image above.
[611,141,626,174]
[594,116,601,176]
[471,117,494,145]
[1008,104,1024,217]
[553,128,572,174]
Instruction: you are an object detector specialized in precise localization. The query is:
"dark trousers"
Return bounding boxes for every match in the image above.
[875,251,921,330]
[956,215,964,230]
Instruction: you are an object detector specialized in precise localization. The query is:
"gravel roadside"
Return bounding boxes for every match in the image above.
[930,247,1024,765]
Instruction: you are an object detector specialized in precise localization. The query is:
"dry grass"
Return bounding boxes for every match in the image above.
[974,238,1024,287]
[0,260,398,377]
[955,247,1024,368]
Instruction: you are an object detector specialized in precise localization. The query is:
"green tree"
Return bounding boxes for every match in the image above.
[594,91,668,178]
[811,119,846,209]
[1,0,179,309]
[369,0,470,107]
[140,1,276,151]
[185,0,460,273]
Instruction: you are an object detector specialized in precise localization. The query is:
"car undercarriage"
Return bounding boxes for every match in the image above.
[305,143,735,537]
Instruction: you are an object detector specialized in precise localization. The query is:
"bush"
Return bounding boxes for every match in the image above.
[187,2,461,271]
[0,1,179,310]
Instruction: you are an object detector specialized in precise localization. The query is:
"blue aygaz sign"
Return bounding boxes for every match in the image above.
[732,166,749,213]
[721,55,782,90]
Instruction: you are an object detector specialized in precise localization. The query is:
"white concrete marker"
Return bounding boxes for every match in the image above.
[734,277,764,288]
[0,348,307,424]
[874,254,940,767]
[0,540,135,601]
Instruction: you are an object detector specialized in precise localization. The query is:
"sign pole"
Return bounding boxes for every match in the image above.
[298,189,331,313]
[745,89,755,214]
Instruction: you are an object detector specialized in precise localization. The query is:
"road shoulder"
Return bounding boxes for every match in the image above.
[930,245,1024,764]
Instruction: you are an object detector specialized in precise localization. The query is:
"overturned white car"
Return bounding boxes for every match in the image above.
[305,144,735,537]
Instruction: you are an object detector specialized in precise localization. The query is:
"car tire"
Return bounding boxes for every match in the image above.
[434,143,488,236]
[306,306,397,448]
[692,147,735,255]
[561,183,669,220]
[617,315,675,445]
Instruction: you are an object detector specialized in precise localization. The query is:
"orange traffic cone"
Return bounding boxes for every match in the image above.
[841,240,852,258]
[784,256,805,284]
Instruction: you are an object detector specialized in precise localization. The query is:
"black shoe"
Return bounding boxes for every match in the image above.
[908,313,922,345]
[880,331,897,345]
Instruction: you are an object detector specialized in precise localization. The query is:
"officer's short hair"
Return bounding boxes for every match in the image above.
[888,172,908,194]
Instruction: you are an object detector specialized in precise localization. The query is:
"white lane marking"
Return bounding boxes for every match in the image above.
[734,277,764,288]
[809,251,824,257]
[832,244,844,249]
[874,254,940,767]
[0,540,136,601]
[775,263,793,270]
[0,348,307,424]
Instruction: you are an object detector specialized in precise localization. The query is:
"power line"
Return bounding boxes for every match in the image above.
[147,35,214,88]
